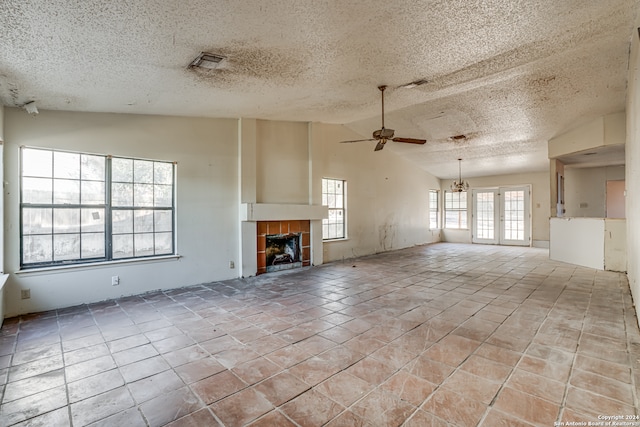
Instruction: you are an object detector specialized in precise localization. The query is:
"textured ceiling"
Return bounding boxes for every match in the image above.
[0,0,637,178]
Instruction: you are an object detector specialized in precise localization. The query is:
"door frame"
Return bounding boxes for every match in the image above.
[472,185,532,246]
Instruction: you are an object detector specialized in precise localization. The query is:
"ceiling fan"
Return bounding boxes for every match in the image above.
[341,85,427,151]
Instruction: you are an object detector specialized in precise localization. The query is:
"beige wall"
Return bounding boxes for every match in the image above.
[548,112,625,158]
[3,109,240,317]
[256,120,309,204]
[564,166,625,217]
[311,123,441,262]
[626,22,640,327]
[2,110,441,317]
[442,171,550,247]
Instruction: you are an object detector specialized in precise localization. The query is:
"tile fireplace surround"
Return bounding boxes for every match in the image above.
[257,220,311,275]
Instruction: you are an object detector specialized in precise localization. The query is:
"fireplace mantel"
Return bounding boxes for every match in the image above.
[240,203,327,222]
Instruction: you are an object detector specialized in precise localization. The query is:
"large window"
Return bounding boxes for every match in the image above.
[20,147,175,268]
[322,178,346,240]
[444,191,467,229]
[429,190,439,229]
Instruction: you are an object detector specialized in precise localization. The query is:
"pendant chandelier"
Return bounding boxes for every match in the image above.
[450,158,470,192]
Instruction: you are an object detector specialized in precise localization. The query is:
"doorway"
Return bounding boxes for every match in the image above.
[472,186,531,246]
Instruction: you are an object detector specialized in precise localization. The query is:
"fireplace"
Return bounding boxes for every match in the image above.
[266,233,301,272]
[257,220,310,275]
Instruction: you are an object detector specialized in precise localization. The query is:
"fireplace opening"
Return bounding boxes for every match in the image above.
[265,233,302,272]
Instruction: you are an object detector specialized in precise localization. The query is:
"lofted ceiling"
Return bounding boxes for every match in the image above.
[0,0,637,179]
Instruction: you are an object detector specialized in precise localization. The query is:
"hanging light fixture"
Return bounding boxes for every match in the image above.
[451,158,470,192]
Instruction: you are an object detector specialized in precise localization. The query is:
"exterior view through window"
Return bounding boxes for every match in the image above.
[20,147,175,267]
[444,190,467,229]
[429,190,439,229]
[322,178,346,240]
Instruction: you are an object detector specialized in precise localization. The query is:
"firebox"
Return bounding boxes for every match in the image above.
[256,220,311,275]
[265,233,302,272]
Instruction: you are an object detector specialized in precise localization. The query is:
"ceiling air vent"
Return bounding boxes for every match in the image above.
[189,52,226,69]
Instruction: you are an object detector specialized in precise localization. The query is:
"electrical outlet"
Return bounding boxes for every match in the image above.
[21,289,31,299]
[111,276,120,286]
[229,261,235,269]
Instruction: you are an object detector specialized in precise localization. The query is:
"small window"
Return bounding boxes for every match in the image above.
[444,191,467,229]
[20,147,175,268]
[322,178,346,240]
[429,190,439,229]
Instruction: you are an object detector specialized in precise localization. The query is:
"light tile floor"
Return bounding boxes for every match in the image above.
[0,243,638,426]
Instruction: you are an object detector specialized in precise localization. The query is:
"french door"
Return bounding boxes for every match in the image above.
[472,186,530,246]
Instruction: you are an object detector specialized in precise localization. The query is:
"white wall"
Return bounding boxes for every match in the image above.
[256,120,309,204]
[2,110,442,317]
[626,22,640,327]
[441,171,550,247]
[605,219,626,272]
[550,217,605,270]
[564,166,625,217]
[548,112,625,158]
[3,109,240,317]
[311,123,441,262]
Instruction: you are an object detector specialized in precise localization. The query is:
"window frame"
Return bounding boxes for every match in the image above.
[20,147,176,269]
[429,189,440,229]
[444,190,468,229]
[321,177,346,240]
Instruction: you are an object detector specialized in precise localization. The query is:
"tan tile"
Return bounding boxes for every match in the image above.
[371,344,416,370]
[281,389,344,427]
[247,410,297,427]
[422,334,481,368]
[294,335,336,355]
[289,356,340,386]
[231,356,282,385]
[506,368,565,404]
[165,408,222,427]
[70,386,135,426]
[574,354,632,384]
[318,325,359,344]
[255,371,310,405]
[407,354,455,384]
[569,369,634,405]
[480,408,537,426]
[403,409,449,427]
[351,389,415,427]
[381,370,436,406]
[347,357,397,385]
[343,335,386,355]
[422,388,487,426]
[174,357,225,384]
[1,385,68,426]
[139,386,203,427]
[191,370,246,404]
[325,410,372,427]
[316,371,374,407]
[210,388,274,427]
[517,355,571,382]
[493,387,559,425]
[441,370,501,404]
[266,345,312,368]
[2,369,66,403]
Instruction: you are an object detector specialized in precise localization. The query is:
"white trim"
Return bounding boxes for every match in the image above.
[15,254,182,276]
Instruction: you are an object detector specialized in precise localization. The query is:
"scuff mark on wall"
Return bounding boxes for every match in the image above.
[379,221,397,251]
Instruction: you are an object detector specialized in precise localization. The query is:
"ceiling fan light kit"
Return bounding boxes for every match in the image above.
[451,158,470,192]
[340,85,427,151]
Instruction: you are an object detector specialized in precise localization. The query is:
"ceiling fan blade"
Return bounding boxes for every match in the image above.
[340,138,376,144]
[374,139,387,151]
[392,137,427,145]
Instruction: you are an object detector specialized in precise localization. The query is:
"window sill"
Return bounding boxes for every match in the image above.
[323,238,349,243]
[15,255,182,276]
